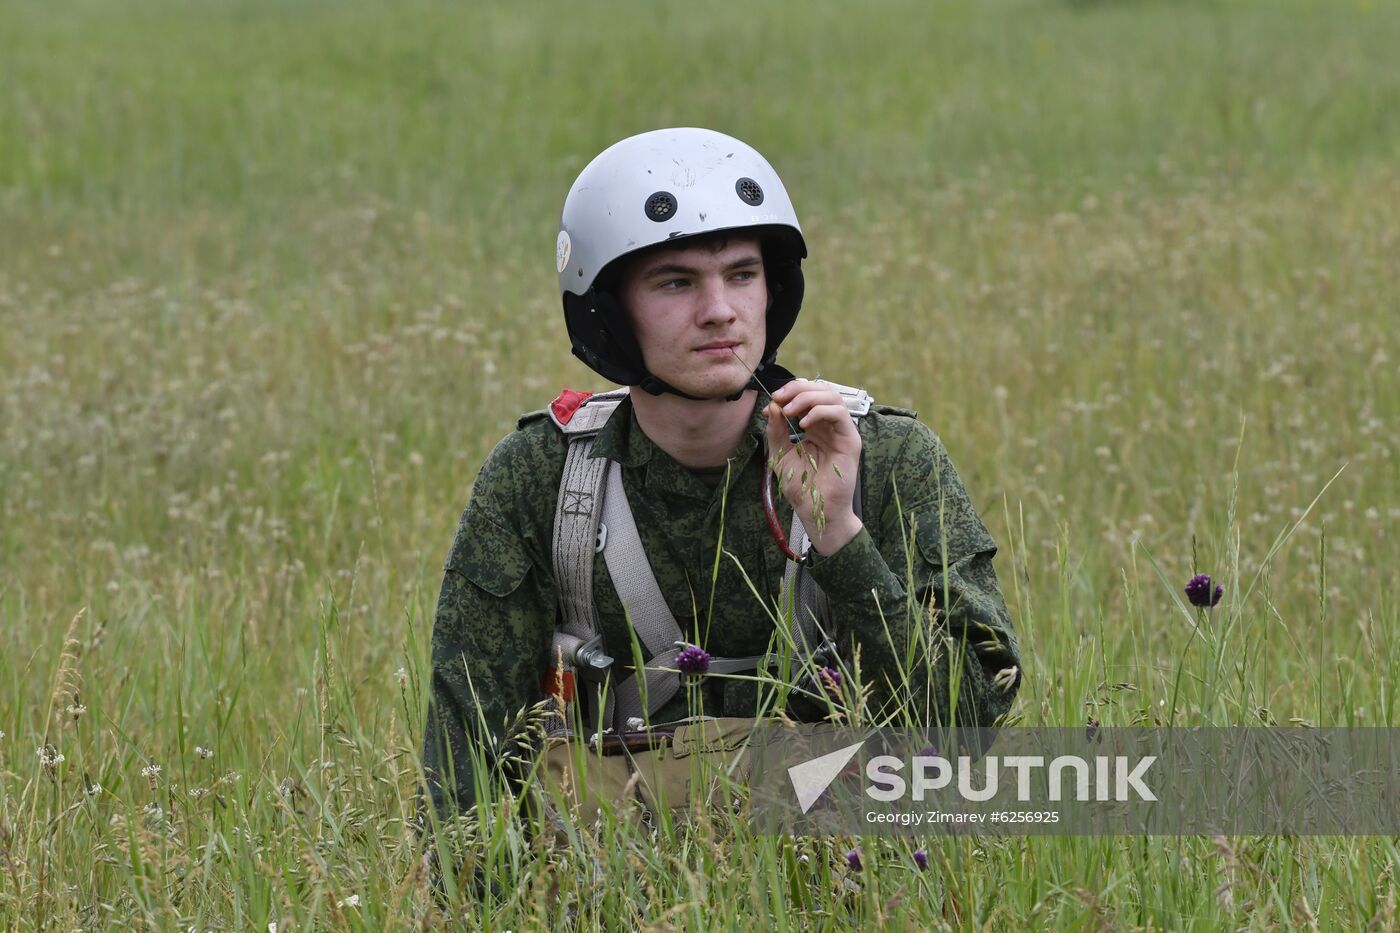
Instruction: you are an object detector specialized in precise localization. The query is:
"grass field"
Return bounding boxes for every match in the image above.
[3,0,1400,928]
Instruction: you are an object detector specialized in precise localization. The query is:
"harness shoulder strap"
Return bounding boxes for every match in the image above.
[549,389,627,735]
[549,387,629,435]
[551,391,626,636]
[600,460,685,729]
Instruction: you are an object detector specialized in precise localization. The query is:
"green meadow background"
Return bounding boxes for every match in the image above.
[3,0,1399,928]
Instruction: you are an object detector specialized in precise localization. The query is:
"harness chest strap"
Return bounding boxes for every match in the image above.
[547,381,872,735]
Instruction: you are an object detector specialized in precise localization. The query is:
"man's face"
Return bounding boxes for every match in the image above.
[618,236,768,399]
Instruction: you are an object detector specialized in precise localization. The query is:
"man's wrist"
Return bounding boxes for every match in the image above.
[804,524,899,607]
[807,513,864,557]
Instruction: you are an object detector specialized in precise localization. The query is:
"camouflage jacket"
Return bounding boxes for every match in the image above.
[422,391,1021,817]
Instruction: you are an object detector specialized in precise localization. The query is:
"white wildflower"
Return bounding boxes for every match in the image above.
[337,894,360,909]
[195,745,213,760]
[142,763,162,789]
[37,745,65,778]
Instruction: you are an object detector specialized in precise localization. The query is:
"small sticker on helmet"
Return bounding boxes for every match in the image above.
[556,230,572,274]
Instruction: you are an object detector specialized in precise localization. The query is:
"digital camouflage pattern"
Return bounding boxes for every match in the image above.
[422,391,1021,818]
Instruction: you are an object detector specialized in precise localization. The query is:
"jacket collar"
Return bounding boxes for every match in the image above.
[590,393,769,498]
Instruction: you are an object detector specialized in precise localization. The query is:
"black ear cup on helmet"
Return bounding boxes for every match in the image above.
[759,231,805,368]
[563,288,648,387]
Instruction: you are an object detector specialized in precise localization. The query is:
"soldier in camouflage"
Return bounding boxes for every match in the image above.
[422,128,1021,821]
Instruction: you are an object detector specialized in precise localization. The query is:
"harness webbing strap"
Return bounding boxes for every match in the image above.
[777,516,820,654]
[601,462,679,658]
[550,389,628,736]
[553,437,607,644]
[600,460,684,728]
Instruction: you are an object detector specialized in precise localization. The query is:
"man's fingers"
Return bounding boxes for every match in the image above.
[776,385,846,419]
[770,378,825,404]
[764,400,794,459]
[772,379,813,395]
[796,402,855,433]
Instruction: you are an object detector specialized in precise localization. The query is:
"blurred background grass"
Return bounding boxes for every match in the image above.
[2,0,1399,927]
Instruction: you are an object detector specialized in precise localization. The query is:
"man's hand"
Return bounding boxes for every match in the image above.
[763,380,863,556]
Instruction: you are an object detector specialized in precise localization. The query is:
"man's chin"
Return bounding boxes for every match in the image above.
[665,376,753,402]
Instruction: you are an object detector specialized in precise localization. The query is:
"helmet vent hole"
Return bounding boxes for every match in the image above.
[735,177,764,206]
[644,192,677,222]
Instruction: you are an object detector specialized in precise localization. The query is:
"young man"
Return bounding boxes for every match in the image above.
[422,128,1021,820]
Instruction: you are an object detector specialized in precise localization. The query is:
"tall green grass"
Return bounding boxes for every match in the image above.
[3,0,1399,927]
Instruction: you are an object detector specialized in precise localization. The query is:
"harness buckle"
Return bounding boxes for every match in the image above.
[573,633,614,681]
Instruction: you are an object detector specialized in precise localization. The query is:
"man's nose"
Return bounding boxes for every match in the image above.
[695,275,737,325]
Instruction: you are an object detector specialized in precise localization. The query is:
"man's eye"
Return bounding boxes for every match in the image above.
[730,270,758,283]
[659,278,688,290]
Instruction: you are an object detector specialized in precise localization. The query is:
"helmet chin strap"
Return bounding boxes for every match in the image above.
[636,360,796,402]
[636,372,709,401]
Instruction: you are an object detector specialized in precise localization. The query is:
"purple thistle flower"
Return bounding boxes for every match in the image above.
[913,848,929,871]
[845,848,862,871]
[820,666,842,693]
[675,644,711,676]
[1185,574,1224,608]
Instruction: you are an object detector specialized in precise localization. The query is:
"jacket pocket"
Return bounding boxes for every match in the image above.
[910,506,998,572]
[444,507,532,598]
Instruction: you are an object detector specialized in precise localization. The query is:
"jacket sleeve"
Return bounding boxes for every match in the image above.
[421,436,557,821]
[804,417,1021,727]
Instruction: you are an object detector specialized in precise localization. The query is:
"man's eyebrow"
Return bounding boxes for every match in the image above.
[640,254,763,278]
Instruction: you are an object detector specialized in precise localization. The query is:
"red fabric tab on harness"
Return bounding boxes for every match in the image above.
[543,667,576,703]
[550,389,594,425]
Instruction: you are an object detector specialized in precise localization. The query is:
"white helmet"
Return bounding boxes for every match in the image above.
[557,127,807,395]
